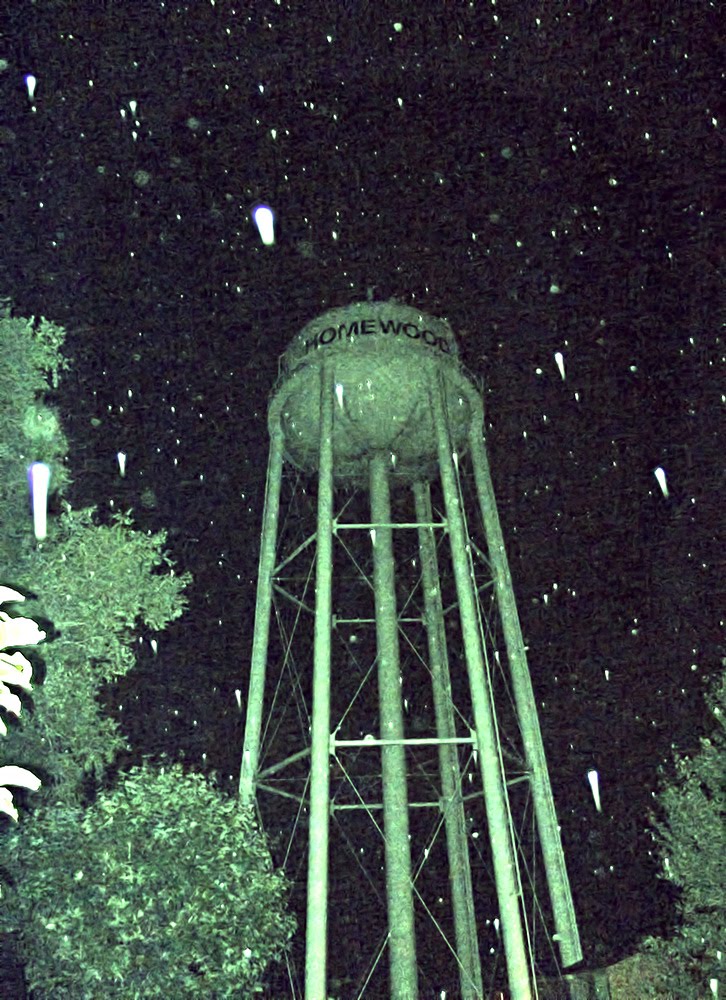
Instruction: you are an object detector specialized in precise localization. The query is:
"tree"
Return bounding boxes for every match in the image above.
[0,310,296,995]
[643,664,726,995]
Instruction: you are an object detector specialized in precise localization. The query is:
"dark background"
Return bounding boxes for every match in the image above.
[1,0,722,993]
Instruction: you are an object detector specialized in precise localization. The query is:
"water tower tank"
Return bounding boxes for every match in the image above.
[272,301,476,485]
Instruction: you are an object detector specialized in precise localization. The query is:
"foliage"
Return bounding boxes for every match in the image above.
[0,314,71,400]
[0,660,130,805]
[0,305,188,797]
[0,762,297,997]
[21,503,192,684]
[0,314,74,573]
[1,503,192,804]
[642,665,726,994]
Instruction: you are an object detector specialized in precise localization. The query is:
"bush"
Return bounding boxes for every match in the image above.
[643,667,726,995]
[1,762,296,998]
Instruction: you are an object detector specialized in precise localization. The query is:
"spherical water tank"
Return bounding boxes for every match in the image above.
[270,301,479,485]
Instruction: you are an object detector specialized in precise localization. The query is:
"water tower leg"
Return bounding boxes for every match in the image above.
[370,451,419,1000]
[306,364,336,999]
[431,371,534,1000]
[414,481,485,1000]
[238,427,285,808]
[468,429,582,969]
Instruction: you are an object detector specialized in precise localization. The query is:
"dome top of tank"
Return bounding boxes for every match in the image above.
[280,300,459,377]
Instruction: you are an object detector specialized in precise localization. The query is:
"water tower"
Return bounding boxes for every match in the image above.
[238,302,582,999]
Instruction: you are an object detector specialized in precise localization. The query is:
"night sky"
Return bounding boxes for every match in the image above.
[1,1,722,995]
